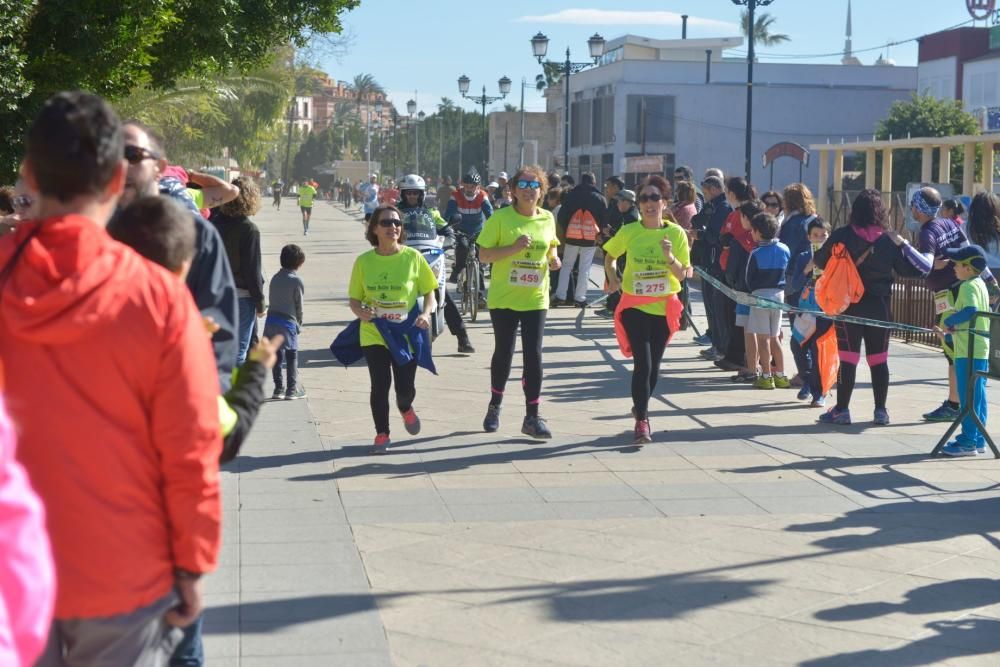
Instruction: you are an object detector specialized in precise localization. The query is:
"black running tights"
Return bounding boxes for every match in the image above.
[362,345,417,435]
[621,307,669,420]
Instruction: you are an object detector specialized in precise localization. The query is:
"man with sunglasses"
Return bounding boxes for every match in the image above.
[119,123,238,395]
[397,174,475,353]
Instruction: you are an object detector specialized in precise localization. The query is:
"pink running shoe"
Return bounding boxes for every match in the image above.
[634,419,652,445]
[400,408,421,435]
[372,433,391,454]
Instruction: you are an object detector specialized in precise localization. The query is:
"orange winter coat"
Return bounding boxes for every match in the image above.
[0,215,222,619]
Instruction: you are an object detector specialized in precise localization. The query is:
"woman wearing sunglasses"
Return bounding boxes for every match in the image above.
[477,165,561,438]
[603,175,691,444]
[347,205,438,453]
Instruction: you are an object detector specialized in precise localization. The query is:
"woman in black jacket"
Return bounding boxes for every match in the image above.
[212,176,265,365]
[813,189,930,426]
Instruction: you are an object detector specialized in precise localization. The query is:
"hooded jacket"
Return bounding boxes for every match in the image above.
[557,183,608,247]
[0,215,222,619]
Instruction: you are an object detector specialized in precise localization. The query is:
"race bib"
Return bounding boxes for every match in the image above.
[632,270,669,296]
[509,260,544,287]
[374,300,408,322]
[933,289,952,316]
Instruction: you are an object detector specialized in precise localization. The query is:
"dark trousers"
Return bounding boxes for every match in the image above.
[789,314,812,380]
[363,345,418,434]
[452,235,485,295]
[443,291,465,337]
[708,274,732,352]
[621,308,670,420]
[489,308,546,404]
[272,348,299,392]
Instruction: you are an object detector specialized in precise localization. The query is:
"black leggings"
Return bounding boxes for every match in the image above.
[621,307,670,420]
[489,308,546,408]
[362,345,417,435]
[834,295,891,411]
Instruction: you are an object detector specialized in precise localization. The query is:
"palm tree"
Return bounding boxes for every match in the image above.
[351,73,384,113]
[740,10,790,47]
[437,97,456,113]
[534,62,564,92]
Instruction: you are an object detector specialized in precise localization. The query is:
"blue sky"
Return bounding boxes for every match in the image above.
[320,0,981,115]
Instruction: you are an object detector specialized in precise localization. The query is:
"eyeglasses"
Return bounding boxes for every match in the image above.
[516,179,541,190]
[377,218,402,228]
[764,200,780,208]
[124,145,161,165]
[11,194,32,210]
[638,193,663,203]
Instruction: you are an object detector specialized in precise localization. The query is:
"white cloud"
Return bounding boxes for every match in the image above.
[516,9,737,31]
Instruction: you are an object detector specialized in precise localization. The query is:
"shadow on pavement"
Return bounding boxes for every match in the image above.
[230,448,335,473]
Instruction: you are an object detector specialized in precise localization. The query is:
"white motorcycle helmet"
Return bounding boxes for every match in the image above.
[398,174,426,207]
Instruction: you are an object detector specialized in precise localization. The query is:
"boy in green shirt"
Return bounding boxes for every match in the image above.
[935,245,991,457]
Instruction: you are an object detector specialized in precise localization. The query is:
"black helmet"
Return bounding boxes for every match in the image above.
[461,171,480,186]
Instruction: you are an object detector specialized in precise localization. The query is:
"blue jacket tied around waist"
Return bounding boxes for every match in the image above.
[330,305,437,374]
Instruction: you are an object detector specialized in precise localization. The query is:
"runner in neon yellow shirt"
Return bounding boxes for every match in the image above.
[477,165,561,440]
[297,182,317,235]
[348,205,438,454]
[602,175,690,445]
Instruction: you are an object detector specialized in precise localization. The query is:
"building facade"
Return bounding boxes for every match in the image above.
[529,34,915,191]
[487,111,558,177]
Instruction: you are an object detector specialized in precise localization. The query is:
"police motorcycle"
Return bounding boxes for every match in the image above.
[397,175,449,340]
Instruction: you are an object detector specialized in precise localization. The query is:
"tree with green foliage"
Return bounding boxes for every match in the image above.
[741,10,790,47]
[875,94,979,191]
[0,0,359,182]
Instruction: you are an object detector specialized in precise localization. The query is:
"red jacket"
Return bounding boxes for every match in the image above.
[0,215,222,619]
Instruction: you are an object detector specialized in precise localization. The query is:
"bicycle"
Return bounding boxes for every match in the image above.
[454,230,483,322]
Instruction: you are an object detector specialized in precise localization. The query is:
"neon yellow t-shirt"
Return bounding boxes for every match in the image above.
[952,277,990,361]
[348,246,438,347]
[603,221,691,316]
[477,206,559,311]
[298,185,317,208]
[187,188,205,210]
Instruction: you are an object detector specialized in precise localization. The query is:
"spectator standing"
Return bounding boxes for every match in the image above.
[744,213,791,389]
[967,192,1000,278]
[814,189,930,425]
[695,174,733,361]
[436,176,455,217]
[265,245,307,400]
[211,177,265,366]
[555,172,607,307]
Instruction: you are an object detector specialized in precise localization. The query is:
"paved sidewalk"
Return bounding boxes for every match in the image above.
[205,199,1000,666]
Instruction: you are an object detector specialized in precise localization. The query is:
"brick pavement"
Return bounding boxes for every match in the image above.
[204,198,1000,666]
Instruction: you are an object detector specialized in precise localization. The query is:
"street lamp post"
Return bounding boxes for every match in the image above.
[531,32,605,177]
[407,98,424,175]
[366,99,383,178]
[437,115,444,182]
[731,0,775,184]
[458,74,511,180]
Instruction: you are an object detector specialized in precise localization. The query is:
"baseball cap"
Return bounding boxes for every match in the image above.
[488,181,499,189]
[498,171,509,180]
[944,244,987,272]
[615,189,636,203]
[701,175,724,190]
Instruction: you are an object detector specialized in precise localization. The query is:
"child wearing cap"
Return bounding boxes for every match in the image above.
[935,244,991,456]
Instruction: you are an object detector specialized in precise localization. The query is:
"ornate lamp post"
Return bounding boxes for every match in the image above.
[458,74,511,179]
[731,0,775,183]
[366,99,383,178]
[531,32,604,176]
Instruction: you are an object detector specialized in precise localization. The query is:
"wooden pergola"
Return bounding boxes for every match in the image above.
[808,134,998,219]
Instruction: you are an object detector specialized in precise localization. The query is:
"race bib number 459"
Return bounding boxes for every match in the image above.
[509,260,544,287]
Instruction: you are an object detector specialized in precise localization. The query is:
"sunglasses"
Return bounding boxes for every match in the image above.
[124,145,161,165]
[638,193,663,203]
[764,200,780,208]
[377,218,402,228]
[12,194,32,210]
[516,179,541,190]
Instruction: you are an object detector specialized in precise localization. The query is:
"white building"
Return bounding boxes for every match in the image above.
[533,31,915,191]
[290,95,313,134]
